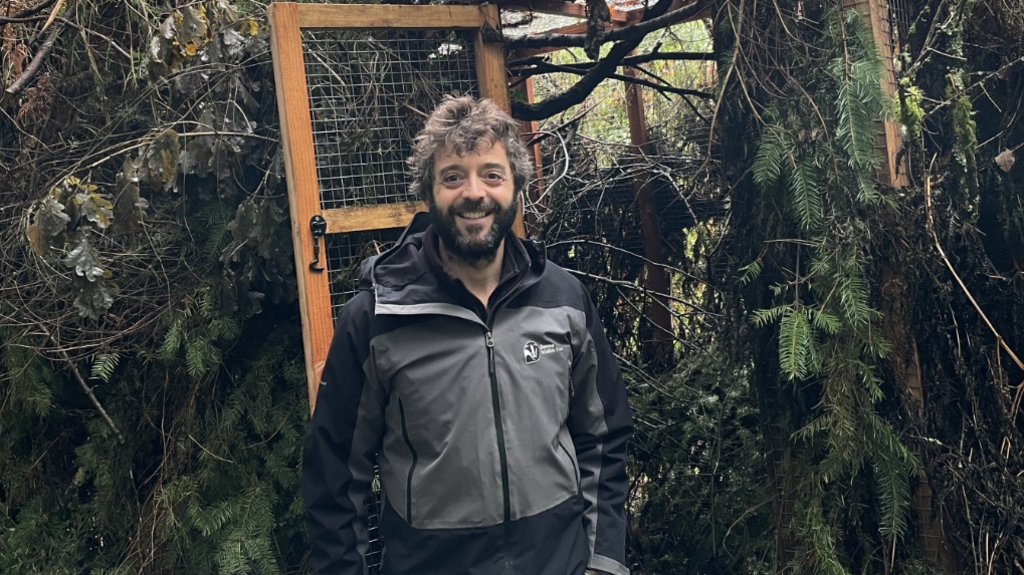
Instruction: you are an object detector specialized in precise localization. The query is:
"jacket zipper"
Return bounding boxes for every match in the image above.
[397,397,418,524]
[485,331,512,528]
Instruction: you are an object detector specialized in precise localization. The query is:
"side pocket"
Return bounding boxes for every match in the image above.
[397,396,417,525]
[557,436,581,492]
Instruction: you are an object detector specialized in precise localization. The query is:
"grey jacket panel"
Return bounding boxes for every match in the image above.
[372,316,505,529]
[492,305,585,520]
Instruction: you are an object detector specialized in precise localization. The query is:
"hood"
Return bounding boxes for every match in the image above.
[356,212,547,311]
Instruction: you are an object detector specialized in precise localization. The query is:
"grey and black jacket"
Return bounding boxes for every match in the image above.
[303,215,632,575]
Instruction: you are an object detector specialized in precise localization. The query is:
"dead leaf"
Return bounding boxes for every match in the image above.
[25,224,47,256]
[995,148,1015,172]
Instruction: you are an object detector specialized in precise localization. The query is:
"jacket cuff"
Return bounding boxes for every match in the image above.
[589,554,629,575]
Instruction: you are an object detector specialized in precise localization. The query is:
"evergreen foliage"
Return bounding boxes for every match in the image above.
[2,0,1023,573]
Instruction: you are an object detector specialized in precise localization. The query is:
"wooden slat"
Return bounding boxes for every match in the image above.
[497,0,631,23]
[475,4,511,113]
[322,202,425,234]
[296,3,485,29]
[269,3,334,413]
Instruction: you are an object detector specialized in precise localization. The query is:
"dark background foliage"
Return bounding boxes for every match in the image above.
[1,0,1022,574]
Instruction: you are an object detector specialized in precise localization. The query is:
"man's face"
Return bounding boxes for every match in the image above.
[429,141,518,265]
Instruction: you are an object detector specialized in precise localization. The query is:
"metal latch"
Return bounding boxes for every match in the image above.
[309,215,327,272]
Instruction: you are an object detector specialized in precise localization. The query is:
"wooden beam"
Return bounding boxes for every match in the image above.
[295,3,487,29]
[269,2,335,413]
[322,202,425,234]
[624,59,674,369]
[498,0,631,23]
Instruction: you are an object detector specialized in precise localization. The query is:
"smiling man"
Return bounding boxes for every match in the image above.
[303,96,632,575]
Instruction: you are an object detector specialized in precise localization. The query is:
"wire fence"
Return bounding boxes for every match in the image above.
[302,29,479,211]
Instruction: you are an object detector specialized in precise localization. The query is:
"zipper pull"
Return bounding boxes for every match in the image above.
[485,331,494,348]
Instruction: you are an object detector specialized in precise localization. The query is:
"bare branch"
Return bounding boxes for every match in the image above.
[0,0,56,22]
[511,0,708,121]
[514,58,715,99]
[5,23,64,96]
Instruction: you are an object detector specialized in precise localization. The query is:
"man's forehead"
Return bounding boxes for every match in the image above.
[434,140,508,167]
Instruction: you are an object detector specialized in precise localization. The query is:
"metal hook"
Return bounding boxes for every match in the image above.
[309,215,327,272]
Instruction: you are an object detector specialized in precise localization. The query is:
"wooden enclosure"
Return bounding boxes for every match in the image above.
[268,2,511,412]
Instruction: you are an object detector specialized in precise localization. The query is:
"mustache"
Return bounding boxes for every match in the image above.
[449,198,496,215]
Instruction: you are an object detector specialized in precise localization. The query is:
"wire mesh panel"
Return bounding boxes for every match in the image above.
[326,228,403,319]
[303,29,480,210]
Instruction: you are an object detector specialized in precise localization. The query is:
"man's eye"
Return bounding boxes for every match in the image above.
[442,174,462,184]
[484,172,505,181]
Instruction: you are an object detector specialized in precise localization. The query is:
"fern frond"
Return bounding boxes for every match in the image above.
[159,320,183,360]
[786,152,822,232]
[751,304,789,327]
[90,352,121,383]
[779,307,813,380]
[753,125,790,189]
[738,256,764,285]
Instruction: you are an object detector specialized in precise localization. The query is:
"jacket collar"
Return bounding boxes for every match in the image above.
[360,213,546,319]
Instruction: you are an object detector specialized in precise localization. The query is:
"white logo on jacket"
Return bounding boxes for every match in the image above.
[523,341,564,364]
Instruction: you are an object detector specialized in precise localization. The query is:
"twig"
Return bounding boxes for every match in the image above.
[39,0,64,34]
[515,59,714,99]
[5,22,63,96]
[565,268,718,315]
[924,172,1024,443]
[0,0,56,21]
[43,328,127,444]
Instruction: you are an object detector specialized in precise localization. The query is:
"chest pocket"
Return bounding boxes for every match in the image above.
[492,309,576,427]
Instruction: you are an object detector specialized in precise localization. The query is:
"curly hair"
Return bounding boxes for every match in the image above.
[408,96,533,204]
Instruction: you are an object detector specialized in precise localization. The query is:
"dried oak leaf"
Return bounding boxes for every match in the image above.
[143,128,180,191]
[995,148,1016,172]
[63,234,105,282]
[112,159,149,234]
[26,195,71,255]
[72,190,115,229]
[72,275,115,320]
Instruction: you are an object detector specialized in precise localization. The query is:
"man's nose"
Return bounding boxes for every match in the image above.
[462,174,487,199]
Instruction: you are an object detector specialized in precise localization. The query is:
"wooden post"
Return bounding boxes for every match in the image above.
[513,75,547,235]
[880,265,955,572]
[841,0,908,187]
[474,3,524,237]
[269,3,334,413]
[623,61,674,369]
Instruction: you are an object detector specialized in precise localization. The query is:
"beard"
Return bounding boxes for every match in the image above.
[430,194,518,267]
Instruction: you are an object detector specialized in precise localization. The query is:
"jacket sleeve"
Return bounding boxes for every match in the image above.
[303,292,386,575]
[568,292,633,575]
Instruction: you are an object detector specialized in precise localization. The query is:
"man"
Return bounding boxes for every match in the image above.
[303,96,632,575]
